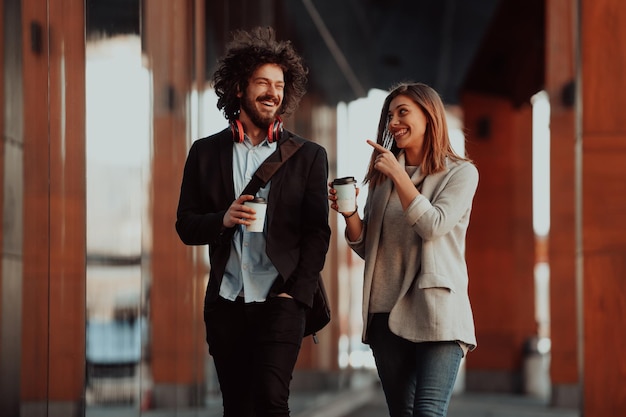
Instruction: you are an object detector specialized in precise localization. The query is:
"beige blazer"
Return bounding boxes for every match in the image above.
[348,155,478,349]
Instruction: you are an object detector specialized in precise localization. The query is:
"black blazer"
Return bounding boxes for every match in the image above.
[175,127,331,308]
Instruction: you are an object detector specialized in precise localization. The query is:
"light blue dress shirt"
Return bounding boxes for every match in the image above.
[219,135,279,303]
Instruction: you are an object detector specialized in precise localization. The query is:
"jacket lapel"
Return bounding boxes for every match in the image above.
[419,160,450,200]
[217,128,236,200]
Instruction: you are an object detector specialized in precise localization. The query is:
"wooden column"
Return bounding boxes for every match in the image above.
[545,0,579,408]
[463,93,537,393]
[20,0,53,411]
[293,95,340,375]
[20,0,86,414]
[145,0,205,407]
[47,0,86,411]
[0,0,5,319]
[581,0,626,414]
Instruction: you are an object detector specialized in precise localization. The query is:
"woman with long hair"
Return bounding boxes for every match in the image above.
[329,82,479,417]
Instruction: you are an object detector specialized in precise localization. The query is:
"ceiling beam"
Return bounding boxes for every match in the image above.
[302,0,367,98]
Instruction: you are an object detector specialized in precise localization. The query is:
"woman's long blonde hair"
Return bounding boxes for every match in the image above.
[363,82,470,187]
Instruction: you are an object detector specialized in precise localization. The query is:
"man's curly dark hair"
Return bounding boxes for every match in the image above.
[213,26,308,122]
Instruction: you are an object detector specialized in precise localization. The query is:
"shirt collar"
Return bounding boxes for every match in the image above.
[242,134,276,149]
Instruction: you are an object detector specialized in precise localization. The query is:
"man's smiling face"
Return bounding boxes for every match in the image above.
[239,63,285,129]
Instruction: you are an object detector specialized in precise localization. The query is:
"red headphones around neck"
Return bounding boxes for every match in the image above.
[230,117,283,144]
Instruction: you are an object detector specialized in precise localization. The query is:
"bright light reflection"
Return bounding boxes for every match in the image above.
[195,89,227,141]
[86,35,150,166]
[349,350,376,369]
[86,35,149,256]
[532,91,551,237]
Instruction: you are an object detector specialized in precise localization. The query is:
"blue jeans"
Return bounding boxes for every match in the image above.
[368,313,463,417]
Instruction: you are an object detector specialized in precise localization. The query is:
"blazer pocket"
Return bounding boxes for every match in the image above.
[417,273,455,293]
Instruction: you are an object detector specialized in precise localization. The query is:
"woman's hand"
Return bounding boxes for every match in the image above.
[328,182,359,213]
[367,140,420,209]
[367,139,403,179]
[329,180,363,240]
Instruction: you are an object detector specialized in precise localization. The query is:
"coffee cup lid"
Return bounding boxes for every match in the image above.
[333,176,356,185]
[249,197,266,204]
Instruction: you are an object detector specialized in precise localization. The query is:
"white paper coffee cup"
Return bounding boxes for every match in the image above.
[244,197,267,232]
[332,177,357,213]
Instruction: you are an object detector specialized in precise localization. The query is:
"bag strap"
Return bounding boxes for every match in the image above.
[218,133,302,242]
[240,133,303,197]
[216,132,303,244]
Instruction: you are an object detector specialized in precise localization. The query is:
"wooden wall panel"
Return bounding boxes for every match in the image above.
[582,137,626,249]
[0,0,5,320]
[463,93,537,392]
[582,1,626,133]
[581,135,626,414]
[47,0,86,402]
[545,0,579,405]
[20,0,52,402]
[547,113,577,382]
[292,96,339,373]
[20,0,87,409]
[145,1,205,401]
[581,0,626,414]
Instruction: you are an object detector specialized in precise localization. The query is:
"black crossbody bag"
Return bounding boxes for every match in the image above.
[239,134,331,344]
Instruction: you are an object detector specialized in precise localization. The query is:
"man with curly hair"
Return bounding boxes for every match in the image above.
[175,27,331,416]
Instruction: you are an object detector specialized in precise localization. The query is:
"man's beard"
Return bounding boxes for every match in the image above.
[240,92,278,130]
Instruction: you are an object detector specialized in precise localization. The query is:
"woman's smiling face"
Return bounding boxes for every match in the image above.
[387,94,427,162]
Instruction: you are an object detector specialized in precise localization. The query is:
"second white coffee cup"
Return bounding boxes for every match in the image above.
[332,177,357,213]
[244,197,267,232]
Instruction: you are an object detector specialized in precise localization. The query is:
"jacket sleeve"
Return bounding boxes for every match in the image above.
[284,145,332,306]
[405,162,479,241]
[175,140,232,246]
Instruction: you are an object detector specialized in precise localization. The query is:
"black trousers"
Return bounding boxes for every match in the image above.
[204,295,306,417]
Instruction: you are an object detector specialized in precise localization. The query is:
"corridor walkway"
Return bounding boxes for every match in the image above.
[294,378,580,417]
[87,370,581,417]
